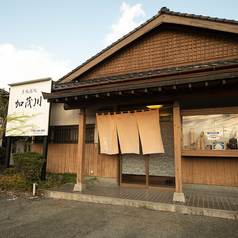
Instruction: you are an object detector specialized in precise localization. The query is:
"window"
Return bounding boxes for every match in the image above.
[85,124,95,143]
[34,124,95,144]
[49,125,78,143]
[182,113,238,151]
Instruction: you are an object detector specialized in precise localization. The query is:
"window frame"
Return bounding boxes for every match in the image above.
[34,124,95,144]
[181,106,238,158]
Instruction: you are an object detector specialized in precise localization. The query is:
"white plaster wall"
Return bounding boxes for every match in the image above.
[50,104,100,126]
[50,103,80,126]
[49,103,98,143]
[86,108,98,143]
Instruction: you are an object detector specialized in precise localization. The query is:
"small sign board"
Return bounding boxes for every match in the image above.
[6,78,52,137]
[212,141,226,150]
[207,132,220,140]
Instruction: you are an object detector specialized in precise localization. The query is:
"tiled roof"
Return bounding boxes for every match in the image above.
[159,7,238,23]
[53,58,238,89]
[56,7,238,85]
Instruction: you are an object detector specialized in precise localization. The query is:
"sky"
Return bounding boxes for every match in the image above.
[0,0,238,91]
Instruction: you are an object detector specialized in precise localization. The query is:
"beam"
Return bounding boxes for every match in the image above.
[173,85,178,92]
[131,89,142,96]
[44,69,238,101]
[108,92,121,98]
[64,85,238,109]
[158,86,166,93]
[118,91,130,96]
[95,93,107,99]
[85,95,97,99]
[220,79,226,88]
[144,88,153,94]
[107,92,120,98]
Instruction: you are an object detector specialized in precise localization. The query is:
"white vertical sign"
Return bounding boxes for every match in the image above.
[6,78,52,136]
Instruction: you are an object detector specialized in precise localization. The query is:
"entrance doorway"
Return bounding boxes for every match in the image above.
[120,119,175,191]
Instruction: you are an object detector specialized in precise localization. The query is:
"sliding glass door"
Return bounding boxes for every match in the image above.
[120,120,175,190]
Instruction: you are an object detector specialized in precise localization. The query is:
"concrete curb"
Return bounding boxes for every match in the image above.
[43,190,238,220]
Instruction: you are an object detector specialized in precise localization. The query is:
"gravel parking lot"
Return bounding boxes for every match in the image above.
[0,194,237,238]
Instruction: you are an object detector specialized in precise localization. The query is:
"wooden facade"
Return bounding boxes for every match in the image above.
[182,157,238,186]
[31,143,238,186]
[40,8,238,191]
[31,143,118,178]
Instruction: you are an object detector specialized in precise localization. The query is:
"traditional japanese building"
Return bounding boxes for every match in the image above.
[33,7,238,200]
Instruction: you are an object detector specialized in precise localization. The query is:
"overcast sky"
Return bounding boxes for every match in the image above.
[0,0,238,91]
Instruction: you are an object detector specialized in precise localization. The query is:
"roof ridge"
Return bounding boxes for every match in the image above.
[56,7,238,84]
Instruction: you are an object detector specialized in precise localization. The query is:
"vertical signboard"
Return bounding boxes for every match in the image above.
[6,78,52,137]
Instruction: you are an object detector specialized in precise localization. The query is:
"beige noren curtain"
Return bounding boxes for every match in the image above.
[135,109,164,154]
[96,109,164,155]
[96,113,118,155]
[115,112,140,154]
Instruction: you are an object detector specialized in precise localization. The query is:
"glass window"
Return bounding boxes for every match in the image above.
[34,124,95,144]
[85,124,95,143]
[182,114,238,150]
[50,125,78,143]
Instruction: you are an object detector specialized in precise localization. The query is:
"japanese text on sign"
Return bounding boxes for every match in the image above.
[15,96,42,108]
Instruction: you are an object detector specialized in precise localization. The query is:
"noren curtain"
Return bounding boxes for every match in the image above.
[96,109,164,155]
[96,113,118,155]
[115,112,140,154]
[135,110,164,154]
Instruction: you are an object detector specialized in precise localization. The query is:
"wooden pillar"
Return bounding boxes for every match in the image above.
[146,155,149,187]
[40,136,49,181]
[173,100,185,202]
[4,137,11,170]
[73,108,86,191]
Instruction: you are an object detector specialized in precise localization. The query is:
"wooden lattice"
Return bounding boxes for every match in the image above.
[81,26,238,80]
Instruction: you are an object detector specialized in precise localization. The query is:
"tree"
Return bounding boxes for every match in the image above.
[0,89,9,140]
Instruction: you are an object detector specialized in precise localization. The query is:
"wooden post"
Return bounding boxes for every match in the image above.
[4,137,11,170]
[118,153,121,186]
[40,136,49,181]
[73,108,86,191]
[146,155,149,187]
[173,100,185,202]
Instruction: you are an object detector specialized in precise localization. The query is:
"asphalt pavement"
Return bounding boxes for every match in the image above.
[0,194,237,238]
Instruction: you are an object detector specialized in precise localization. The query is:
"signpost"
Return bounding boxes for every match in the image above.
[5,78,52,179]
[6,78,52,137]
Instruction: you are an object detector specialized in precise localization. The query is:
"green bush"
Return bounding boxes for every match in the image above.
[13,152,45,183]
[0,171,77,193]
[0,152,76,193]
[0,173,30,191]
[38,173,77,189]
[61,173,77,184]
[4,167,18,176]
